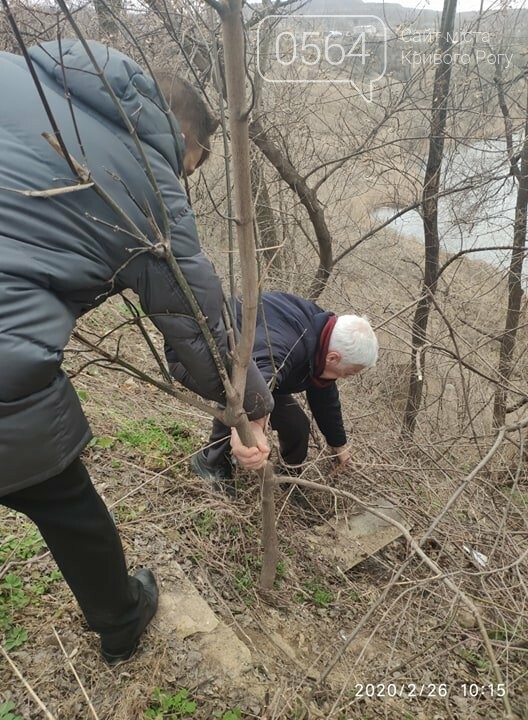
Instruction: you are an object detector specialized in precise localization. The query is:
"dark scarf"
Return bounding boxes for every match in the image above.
[311,315,337,388]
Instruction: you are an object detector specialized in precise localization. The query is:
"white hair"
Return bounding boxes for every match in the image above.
[328,315,379,368]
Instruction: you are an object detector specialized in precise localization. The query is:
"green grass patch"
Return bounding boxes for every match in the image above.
[87,418,197,468]
[233,556,260,605]
[0,700,24,720]
[0,567,62,651]
[0,527,44,564]
[116,419,195,468]
[488,622,520,642]
[145,688,197,719]
[0,573,30,650]
[88,436,116,450]
[214,710,243,720]
[113,504,146,523]
[295,578,335,609]
[234,568,254,594]
[193,509,217,538]
[457,647,491,672]
[0,519,62,652]
[144,689,243,720]
[276,559,287,579]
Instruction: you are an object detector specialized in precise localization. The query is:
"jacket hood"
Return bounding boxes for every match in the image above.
[29,39,185,176]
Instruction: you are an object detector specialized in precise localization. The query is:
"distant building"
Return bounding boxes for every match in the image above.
[347,25,378,37]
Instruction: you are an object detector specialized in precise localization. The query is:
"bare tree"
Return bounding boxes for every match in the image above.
[493,81,528,426]
[203,0,280,588]
[402,0,458,439]
[93,0,122,40]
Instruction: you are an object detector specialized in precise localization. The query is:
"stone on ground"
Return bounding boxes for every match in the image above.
[155,564,252,684]
[301,498,407,571]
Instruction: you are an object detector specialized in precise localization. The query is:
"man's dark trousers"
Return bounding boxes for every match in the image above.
[0,458,150,652]
[205,393,311,471]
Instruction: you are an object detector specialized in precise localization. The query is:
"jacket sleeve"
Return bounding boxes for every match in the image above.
[254,348,294,391]
[130,251,273,419]
[306,383,346,448]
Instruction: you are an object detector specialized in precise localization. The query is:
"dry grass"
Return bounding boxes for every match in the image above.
[1,225,527,719]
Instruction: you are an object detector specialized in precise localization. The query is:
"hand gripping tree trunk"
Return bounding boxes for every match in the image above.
[493,82,528,427]
[205,0,279,589]
[402,0,458,439]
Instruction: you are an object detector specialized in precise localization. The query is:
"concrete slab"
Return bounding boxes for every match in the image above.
[302,498,407,571]
[157,590,219,640]
[195,624,253,678]
[156,566,253,684]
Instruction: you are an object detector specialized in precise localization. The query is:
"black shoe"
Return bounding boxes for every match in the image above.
[277,465,311,509]
[281,483,312,509]
[274,460,302,478]
[101,568,158,667]
[191,450,236,497]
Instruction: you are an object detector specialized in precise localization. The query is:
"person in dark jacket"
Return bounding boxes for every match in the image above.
[0,41,272,664]
[166,292,379,487]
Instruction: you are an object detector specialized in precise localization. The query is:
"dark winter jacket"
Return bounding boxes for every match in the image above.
[0,40,272,497]
[167,292,346,448]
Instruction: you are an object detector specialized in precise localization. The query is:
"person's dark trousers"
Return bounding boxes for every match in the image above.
[0,457,150,653]
[204,393,311,469]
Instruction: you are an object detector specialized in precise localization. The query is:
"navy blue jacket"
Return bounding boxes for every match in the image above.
[167,292,346,448]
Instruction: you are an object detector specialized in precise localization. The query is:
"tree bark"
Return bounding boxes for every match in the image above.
[213,0,279,588]
[94,0,122,41]
[249,118,333,299]
[402,0,458,439]
[251,157,281,273]
[493,82,528,427]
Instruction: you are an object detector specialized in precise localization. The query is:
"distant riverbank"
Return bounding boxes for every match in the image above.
[372,138,518,271]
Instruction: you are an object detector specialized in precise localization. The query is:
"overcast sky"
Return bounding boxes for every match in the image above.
[368,0,521,12]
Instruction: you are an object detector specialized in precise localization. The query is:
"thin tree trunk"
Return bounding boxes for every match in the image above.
[213,0,279,588]
[494,55,519,179]
[249,118,333,299]
[93,0,122,41]
[402,0,458,439]
[251,157,281,273]
[493,83,528,427]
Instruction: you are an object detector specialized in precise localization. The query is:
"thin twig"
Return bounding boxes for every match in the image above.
[0,645,57,720]
[54,0,172,240]
[0,183,94,197]
[333,173,511,266]
[44,131,230,388]
[121,295,172,384]
[72,330,222,418]
[0,0,79,180]
[52,627,100,720]
[0,551,50,582]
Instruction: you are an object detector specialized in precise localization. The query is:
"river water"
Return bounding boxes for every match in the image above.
[373,139,520,270]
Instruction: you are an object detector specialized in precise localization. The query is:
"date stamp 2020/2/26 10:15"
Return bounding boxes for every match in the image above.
[353,682,507,700]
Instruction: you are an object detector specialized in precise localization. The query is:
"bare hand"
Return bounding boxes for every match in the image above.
[330,445,351,465]
[230,419,270,471]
